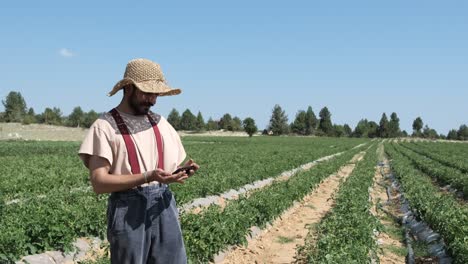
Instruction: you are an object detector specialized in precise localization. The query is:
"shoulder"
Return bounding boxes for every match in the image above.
[158,115,176,131]
[91,112,115,129]
[85,112,120,139]
[148,112,162,124]
[149,113,179,136]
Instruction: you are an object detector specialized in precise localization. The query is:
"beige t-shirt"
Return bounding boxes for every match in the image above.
[79,110,186,179]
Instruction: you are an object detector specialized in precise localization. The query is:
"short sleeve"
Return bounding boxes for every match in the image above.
[78,124,114,169]
[163,117,186,165]
[175,132,187,165]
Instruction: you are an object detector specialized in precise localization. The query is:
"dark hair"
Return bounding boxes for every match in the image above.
[123,84,136,95]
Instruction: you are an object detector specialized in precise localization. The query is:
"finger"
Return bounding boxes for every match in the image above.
[169,172,184,180]
[176,172,189,179]
[156,168,172,177]
[167,172,185,182]
[176,175,189,183]
[176,179,185,184]
[185,159,195,167]
[162,171,172,176]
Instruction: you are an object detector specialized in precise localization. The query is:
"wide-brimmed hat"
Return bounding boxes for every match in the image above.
[108,58,181,97]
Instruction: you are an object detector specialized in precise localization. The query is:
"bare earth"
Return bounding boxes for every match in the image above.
[218,151,366,264]
[370,144,405,264]
[185,152,344,215]
[0,123,88,141]
[0,123,254,141]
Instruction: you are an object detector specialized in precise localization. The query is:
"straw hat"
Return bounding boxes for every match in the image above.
[108,58,181,96]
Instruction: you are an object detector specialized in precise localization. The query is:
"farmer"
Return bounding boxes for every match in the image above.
[78,58,198,264]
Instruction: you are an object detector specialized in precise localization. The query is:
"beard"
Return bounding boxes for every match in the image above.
[129,89,154,115]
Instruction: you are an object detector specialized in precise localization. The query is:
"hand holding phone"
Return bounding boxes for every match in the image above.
[172,165,196,175]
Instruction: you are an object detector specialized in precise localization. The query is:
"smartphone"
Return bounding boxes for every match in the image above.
[172,165,196,175]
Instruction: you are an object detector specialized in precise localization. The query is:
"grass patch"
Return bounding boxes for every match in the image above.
[305,204,316,209]
[383,224,405,241]
[380,212,395,223]
[385,244,408,257]
[277,236,295,244]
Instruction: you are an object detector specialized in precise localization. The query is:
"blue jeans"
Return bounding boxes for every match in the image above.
[107,184,187,264]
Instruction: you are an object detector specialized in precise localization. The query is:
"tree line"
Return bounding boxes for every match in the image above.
[0,91,99,128]
[1,91,467,140]
[274,104,467,140]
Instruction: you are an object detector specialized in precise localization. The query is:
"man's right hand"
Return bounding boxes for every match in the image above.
[149,169,189,184]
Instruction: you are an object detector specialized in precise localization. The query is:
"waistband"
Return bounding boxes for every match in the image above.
[111,183,170,199]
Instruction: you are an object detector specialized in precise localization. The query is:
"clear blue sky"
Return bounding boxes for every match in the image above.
[1,0,467,134]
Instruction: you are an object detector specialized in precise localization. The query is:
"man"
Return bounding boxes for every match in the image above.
[79,58,198,264]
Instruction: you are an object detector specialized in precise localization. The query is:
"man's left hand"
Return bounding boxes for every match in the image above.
[182,159,200,177]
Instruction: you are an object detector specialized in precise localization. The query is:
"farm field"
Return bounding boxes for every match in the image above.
[1,137,467,263]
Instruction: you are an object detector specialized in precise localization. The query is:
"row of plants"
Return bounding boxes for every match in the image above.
[0,137,367,203]
[385,143,468,264]
[180,145,365,262]
[297,144,379,263]
[403,141,468,173]
[172,137,367,204]
[0,190,107,262]
[0,137,367,262]
[391,143,468,198]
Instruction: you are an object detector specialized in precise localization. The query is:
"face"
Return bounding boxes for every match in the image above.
[127,86,158,115]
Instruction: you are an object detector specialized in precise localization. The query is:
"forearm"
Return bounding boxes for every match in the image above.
[87,155,193,194]
[91,171,147,194]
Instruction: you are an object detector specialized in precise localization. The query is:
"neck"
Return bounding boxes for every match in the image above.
[116,100,136,115]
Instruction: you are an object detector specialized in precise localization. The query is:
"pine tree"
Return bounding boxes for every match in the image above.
[22,107,37,124]
[195,111,205,131]
[269,104,289,135]
[343,124,352,137]
[412,117,423,137]
[291,110,307,135]
[180,109,197,130]
[219,113,233,131]
[84,110,99,128]
[318,107,333,136]
[353,119,369,138]
[167,108,181,130]
[378,113,389,138]
[388,112,401,137]
[68,106,85,127]
[2,91,27,122]
[447,129,458,140]
[305,106,317,135]
[206,117,219,131]
[232,117,242,131]
[458,125,468,141]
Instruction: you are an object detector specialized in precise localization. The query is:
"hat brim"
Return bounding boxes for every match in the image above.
[108,78,181,97]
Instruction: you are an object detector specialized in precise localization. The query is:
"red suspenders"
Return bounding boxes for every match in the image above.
[110,108,164,174]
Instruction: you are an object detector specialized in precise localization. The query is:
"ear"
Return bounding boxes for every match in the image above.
[123,84,135,96]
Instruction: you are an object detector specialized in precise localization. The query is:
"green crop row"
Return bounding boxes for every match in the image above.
[180,146,365,263]
[297,144,379,263]
[0,190,107,262]
[403,142,468,174]
[172,136,367,204]
[391,143,468,198]
[0,137,367,262]
[385,143,468,264]
[0,137,367,203]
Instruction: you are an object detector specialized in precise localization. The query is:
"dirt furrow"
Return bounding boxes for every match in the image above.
[180,150,348,214]
[370,144,405,264]
[217,151,366,264]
